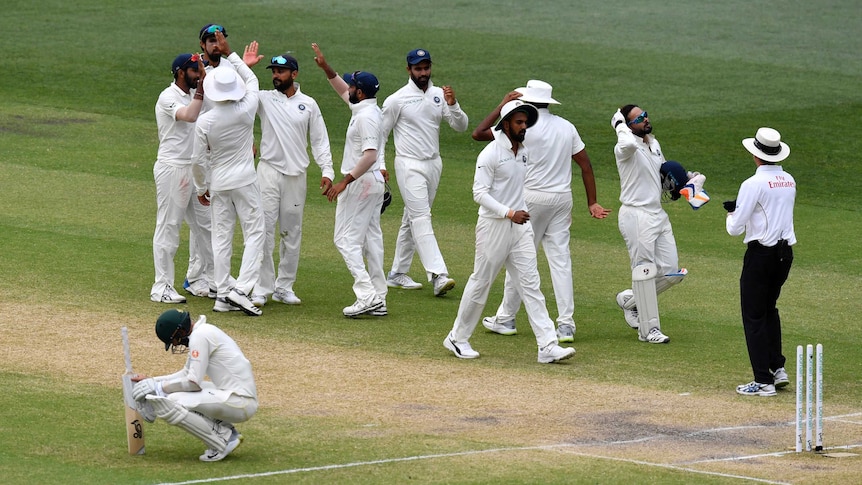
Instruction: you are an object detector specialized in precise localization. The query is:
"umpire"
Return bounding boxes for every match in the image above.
[726,127,796,397]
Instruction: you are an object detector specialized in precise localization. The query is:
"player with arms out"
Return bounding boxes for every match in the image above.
[131,309,258,461]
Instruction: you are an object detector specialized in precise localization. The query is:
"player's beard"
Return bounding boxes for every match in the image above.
[631,123,653,138]
[273,77,293,92]
[507,128,526,143]
[411,73,430,90]
[349,91,360,104]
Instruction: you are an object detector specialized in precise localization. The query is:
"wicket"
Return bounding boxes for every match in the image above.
[795,343,823,452]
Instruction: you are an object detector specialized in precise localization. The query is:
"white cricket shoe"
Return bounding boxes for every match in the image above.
[615,289,639,329]
[251,294,267,307]
[342,298,384,317]
[432,274,456,297]
[272,289,301,305]
[151,284,187,304]
[443,333,479,359]
[369,303,388,316]
[556,324,576,343]
[386,272,423,290]
[736,381,776,397]
[482,316,517,336]
[199,428,242,462]
[773,367,790,388]
[184,279,214,298]
[227,288,262,316]
[639,327,670,344]
[213,297,241,312]
[538,343,576,363]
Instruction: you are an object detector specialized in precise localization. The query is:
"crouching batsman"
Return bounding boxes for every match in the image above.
[131,309,258,461]
[611,106,707,344]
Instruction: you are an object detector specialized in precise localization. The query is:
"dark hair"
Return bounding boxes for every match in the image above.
[620,104,638,123]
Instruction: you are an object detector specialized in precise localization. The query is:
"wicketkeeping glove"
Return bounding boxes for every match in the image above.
[723,200,737,213]
[611,109,625,129]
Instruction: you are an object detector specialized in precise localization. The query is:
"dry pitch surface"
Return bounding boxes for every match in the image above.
[5,304,861,484]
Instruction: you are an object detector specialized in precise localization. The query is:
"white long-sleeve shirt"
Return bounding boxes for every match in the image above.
[154,83,195,167]
[156,317,257,399]
[257,83,335,179]
[473,130,529,218]
[380,78,468,163]
[524,108,585,193]
[191,52,259,194]
[614,124,665,212]
[726,164,797,246]
[342,98,382,176]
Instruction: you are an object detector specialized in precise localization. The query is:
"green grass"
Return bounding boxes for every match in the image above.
[2,0,861,483]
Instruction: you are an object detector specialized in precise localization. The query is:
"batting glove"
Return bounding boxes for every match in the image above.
[132,378,166,401]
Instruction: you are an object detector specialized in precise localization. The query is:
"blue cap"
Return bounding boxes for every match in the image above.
[342,71,379,98]
[199,23,228,41]
[407,48,431,65]
[267,54,299,71]
[171,53,202,75]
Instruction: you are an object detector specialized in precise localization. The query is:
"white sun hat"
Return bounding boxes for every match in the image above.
[515,79,560,105]
[742,127,790,163]
[203,65,246,102]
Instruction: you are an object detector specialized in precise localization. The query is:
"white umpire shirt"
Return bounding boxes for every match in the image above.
[191,52,259,194]
[726,164,797,246]
[524,108,585,193]
[155,83,194,167]
[380,78,468,162]
[257,83,335,179]
[183,320,257,399]
[614,124,665,212]
[474,129,529,218]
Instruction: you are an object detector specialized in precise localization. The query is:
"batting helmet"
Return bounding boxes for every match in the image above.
[155,309,192,352]
[660,160,688,201]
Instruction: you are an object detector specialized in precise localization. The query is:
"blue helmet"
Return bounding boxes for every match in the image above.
[660,160,688,201]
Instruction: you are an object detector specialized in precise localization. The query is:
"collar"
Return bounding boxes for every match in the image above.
[349,97,378,112]
[407,77,433,93]
[170,81,191,97]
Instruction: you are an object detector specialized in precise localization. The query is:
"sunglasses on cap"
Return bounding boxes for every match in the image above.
[180,53,203,70]
[627,111,648,126]
[200,24,226,40]
[270,55,298,70]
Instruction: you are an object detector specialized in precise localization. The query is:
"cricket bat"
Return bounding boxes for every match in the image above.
[122,327,146,455]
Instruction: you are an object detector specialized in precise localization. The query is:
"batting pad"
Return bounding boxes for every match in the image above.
[146,395,231,452]
[632,263,660,341]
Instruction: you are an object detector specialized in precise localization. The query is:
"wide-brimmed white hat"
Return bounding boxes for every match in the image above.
[515,79,560,105]
[742,127,790,163]
[203,65,246,102]
[494,100,539,131]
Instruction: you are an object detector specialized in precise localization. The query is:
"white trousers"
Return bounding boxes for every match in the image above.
[449,217,557,348]
[211,181,265,298]
[152,162,213,296]
[168,382,258,424]
[334,171,387,305]
[495,190,574,327]
[618,205,679,284]
[256,162,305,296]
[389,156,448,279]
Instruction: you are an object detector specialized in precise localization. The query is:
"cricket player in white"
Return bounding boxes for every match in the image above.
[611,105,687,343]
[192,31,265,316]
[251,53,335,307]
[132,309,257,462]
[444,100,575,364]
[151,53,212,304]
[380,48,467,296]
[312,43,387,317]
[474,82,611,342]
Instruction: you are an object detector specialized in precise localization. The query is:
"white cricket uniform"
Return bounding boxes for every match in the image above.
[152,82,214,298]
[256,84,335,297]
[334,98,386,305]
[155,317,258,423]
[614,123,680,328]
[494,108,586,327]
[381,79,468,279]
[448,130,558,349]
[192,52,264,298]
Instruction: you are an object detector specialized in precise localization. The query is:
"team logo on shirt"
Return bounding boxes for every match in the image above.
[298,104,306,111]
[433,96,441,104]
[191,350,199,358]
[521,155,527,165]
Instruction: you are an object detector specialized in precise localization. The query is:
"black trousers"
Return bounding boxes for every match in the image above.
[740,240,793,384]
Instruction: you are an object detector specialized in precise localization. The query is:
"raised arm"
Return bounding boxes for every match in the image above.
[472,91,521,141]
[311,43,349,103]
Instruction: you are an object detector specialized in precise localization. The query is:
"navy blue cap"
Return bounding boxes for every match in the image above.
[199,23,228,41]
[342,71,379,98]
[171,53,202,75]
[267,54,299,71]
[407,48,431,65]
